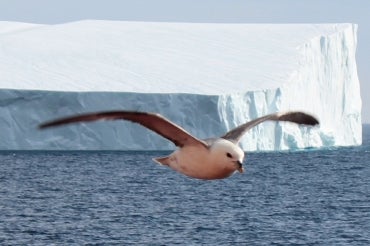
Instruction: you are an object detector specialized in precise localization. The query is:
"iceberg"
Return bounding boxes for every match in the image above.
[0,21,362,150]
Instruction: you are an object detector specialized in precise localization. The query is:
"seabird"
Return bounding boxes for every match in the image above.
[39,111,319,180]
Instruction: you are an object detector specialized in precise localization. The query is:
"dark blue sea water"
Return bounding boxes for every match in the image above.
[1,126,369,245]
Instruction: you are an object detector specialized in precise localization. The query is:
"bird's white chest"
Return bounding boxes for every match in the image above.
[168,146,234,180]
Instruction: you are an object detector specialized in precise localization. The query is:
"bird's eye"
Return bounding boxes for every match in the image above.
[226,152,233,158]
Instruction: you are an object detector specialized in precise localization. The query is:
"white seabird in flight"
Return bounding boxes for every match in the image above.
[39,111,319,180]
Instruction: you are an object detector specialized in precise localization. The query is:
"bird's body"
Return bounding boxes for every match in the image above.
[154,138,244,180]
[39,110,319,180]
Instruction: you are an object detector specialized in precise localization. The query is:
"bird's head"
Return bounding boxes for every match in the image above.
[210,139,245,173]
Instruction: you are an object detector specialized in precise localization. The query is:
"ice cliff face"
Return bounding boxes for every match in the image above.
[0,21,361,150]
[218,24,362,150]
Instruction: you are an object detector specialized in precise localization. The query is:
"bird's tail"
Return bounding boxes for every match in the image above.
[153,156,171,166]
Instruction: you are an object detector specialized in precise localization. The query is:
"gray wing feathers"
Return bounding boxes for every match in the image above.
[221,111,319,143]
[39,111,207,148]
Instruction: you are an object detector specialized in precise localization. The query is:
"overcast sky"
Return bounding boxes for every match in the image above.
[1,0,369,122]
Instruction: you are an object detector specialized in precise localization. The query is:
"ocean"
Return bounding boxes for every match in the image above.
[1,125,369,245]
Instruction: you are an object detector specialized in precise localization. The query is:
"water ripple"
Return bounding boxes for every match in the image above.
[0,144,369,245]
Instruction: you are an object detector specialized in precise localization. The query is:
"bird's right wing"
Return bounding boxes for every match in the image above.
[39,111,208,148]
[221,111,319,144]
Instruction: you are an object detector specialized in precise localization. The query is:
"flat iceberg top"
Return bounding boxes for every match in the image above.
[0,20,352,94]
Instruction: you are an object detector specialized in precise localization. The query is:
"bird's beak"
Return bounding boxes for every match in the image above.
[236,160,244,173]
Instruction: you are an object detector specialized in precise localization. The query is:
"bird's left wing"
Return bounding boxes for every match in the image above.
[39,111,208,148]
[221,111,319,144]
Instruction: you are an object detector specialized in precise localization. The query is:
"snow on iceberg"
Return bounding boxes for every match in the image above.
[0,21,361,150]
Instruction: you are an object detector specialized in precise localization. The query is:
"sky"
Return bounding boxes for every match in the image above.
[0,0,369,123]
